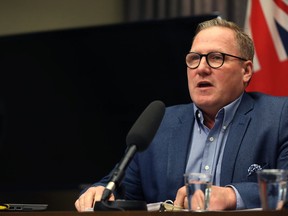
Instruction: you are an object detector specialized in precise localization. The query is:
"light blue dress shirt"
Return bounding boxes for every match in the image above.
[185,93,244,209]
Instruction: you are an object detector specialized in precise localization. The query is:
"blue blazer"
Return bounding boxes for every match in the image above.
[94,92,288,209]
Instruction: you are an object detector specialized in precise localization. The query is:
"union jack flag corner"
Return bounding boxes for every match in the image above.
[244,0,288,96]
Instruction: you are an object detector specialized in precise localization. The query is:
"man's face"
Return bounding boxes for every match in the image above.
[187,26,252,115]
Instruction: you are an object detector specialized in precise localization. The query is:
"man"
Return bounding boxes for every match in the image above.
[75,17,288,211]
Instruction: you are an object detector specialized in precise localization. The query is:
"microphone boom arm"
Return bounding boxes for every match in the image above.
[101,145,137,201]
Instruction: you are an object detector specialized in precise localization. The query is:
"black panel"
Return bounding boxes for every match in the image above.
[0,14,217,193]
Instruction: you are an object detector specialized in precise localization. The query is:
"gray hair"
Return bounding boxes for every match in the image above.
[193,17,254,61]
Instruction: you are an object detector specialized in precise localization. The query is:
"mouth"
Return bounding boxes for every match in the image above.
[197,81,213,88]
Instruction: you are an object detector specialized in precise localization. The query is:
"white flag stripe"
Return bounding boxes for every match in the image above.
[260,0,287,60]
[253,49,261,72]
[274,3,288,32]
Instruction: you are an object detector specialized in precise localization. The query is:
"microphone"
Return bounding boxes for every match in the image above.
[94,100,165,211]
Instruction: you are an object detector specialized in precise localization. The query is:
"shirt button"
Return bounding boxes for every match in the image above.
[209,137,214,142]
[204,165,209,170]
[223,125,227,130]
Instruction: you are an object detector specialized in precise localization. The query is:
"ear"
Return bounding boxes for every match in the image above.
[243,60,253,84]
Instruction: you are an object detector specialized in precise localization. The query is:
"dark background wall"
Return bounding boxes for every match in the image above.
[0,14,217,210]
[0,0,247,37]
[0,0,124,37]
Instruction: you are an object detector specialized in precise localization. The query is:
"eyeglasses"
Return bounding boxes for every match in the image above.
[185,52,247,69]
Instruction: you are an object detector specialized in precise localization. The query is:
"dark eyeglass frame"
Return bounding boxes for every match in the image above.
[186,51,248,69]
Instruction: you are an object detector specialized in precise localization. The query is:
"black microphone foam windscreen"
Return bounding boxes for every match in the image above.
[126,100,165,152]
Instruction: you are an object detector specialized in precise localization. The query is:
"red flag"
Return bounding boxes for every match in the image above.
[244,0,288,96]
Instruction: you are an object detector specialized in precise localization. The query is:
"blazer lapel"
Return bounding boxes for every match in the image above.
[220,93,254,186]
[166,106,194,189]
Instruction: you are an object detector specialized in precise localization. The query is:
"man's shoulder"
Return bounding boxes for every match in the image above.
[161,103,194,123]
[165,103,194,113]
[246,91,288,102]
[244,92,288,112]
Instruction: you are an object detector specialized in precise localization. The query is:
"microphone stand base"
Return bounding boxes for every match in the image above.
[94,200,147,211]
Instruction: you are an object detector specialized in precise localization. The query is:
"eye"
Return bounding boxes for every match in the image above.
[209,53,223,61]
[189,54,200,61]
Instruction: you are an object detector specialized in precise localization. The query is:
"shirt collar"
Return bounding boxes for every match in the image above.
[193,93,244,130]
